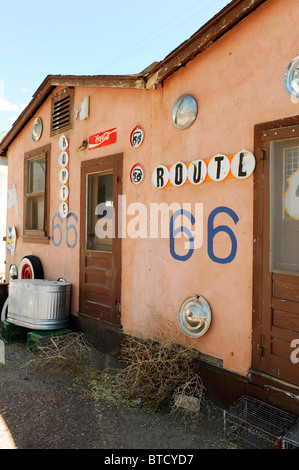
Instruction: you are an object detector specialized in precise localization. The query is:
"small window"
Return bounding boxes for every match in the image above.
[24,145,50,243]
[50,87,74,136]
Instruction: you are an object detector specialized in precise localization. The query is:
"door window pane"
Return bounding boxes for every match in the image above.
[86,171,114,251]
[270,139,299,273]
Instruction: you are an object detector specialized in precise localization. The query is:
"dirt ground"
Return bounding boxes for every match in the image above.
[0,337,232,451]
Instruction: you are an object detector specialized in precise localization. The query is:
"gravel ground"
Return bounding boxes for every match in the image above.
[0,338,230,451]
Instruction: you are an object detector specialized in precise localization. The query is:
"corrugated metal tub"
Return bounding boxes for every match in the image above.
[7,279,71,330]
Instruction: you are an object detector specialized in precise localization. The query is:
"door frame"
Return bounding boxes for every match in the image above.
[252,114,299,377]
[79,153,123,326]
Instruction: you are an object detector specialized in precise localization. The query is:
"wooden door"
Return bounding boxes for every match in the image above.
[253,118,299,386]
[80,154,122,326]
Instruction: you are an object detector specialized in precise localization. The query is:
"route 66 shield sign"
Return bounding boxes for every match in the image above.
[130,126,144,148]
[130,163,145,185]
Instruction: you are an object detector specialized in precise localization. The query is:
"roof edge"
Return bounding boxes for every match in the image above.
[0,74,146,156]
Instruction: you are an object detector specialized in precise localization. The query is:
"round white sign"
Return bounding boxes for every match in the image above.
[188,159,207,185]
[152,165,170,189]
[169,161,188,187]
[59,135,69,151]
[58,168,69,185]
[59,201,68,219]
[130,126,145,148]
[59,184,69,202]
[230,150,256,179]
[130,163,145,185]
[58,151,69,168]
[208,154,231,182]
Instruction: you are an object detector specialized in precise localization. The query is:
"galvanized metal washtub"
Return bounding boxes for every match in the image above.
[7,279,71,330]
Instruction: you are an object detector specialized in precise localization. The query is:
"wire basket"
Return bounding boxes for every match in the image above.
[282,420,299,449]
[224,396,297,449]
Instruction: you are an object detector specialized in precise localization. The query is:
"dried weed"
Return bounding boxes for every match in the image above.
[111,336,206,416]
[25,331,208,427]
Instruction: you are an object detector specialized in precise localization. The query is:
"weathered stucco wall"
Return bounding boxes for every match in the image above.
[5,0,299,376]
[121,0,299,374]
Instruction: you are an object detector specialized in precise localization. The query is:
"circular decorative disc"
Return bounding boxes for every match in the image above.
[130,163,145,185]
[284,55,299,99]
[130,126,145,148]
[31,118,43,141]
[178,294,212,338]
[172,95,197,130]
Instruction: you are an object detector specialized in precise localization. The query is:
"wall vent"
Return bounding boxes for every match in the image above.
[50,87,74,136]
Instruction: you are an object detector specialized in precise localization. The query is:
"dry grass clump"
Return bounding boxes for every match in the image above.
[26,332,95,374]
[26,331,208,425]
[112,336,206,414]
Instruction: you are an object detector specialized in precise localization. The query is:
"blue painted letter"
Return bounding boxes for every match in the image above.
[52,213,63,247]
[208,206,239,264]
[66,212,78,248]
[170,209,195,262]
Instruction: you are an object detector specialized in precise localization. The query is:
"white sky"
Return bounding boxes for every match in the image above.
[0,0,231,133]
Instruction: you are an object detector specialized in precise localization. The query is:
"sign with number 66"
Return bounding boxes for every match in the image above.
[52,212,78,249]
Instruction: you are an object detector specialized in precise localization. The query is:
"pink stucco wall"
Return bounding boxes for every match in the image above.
[5,0,299,375]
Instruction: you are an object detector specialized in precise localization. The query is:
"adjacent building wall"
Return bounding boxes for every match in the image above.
[0,158,8,279]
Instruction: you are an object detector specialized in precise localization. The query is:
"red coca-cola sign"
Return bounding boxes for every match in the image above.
[89,128,117,150]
